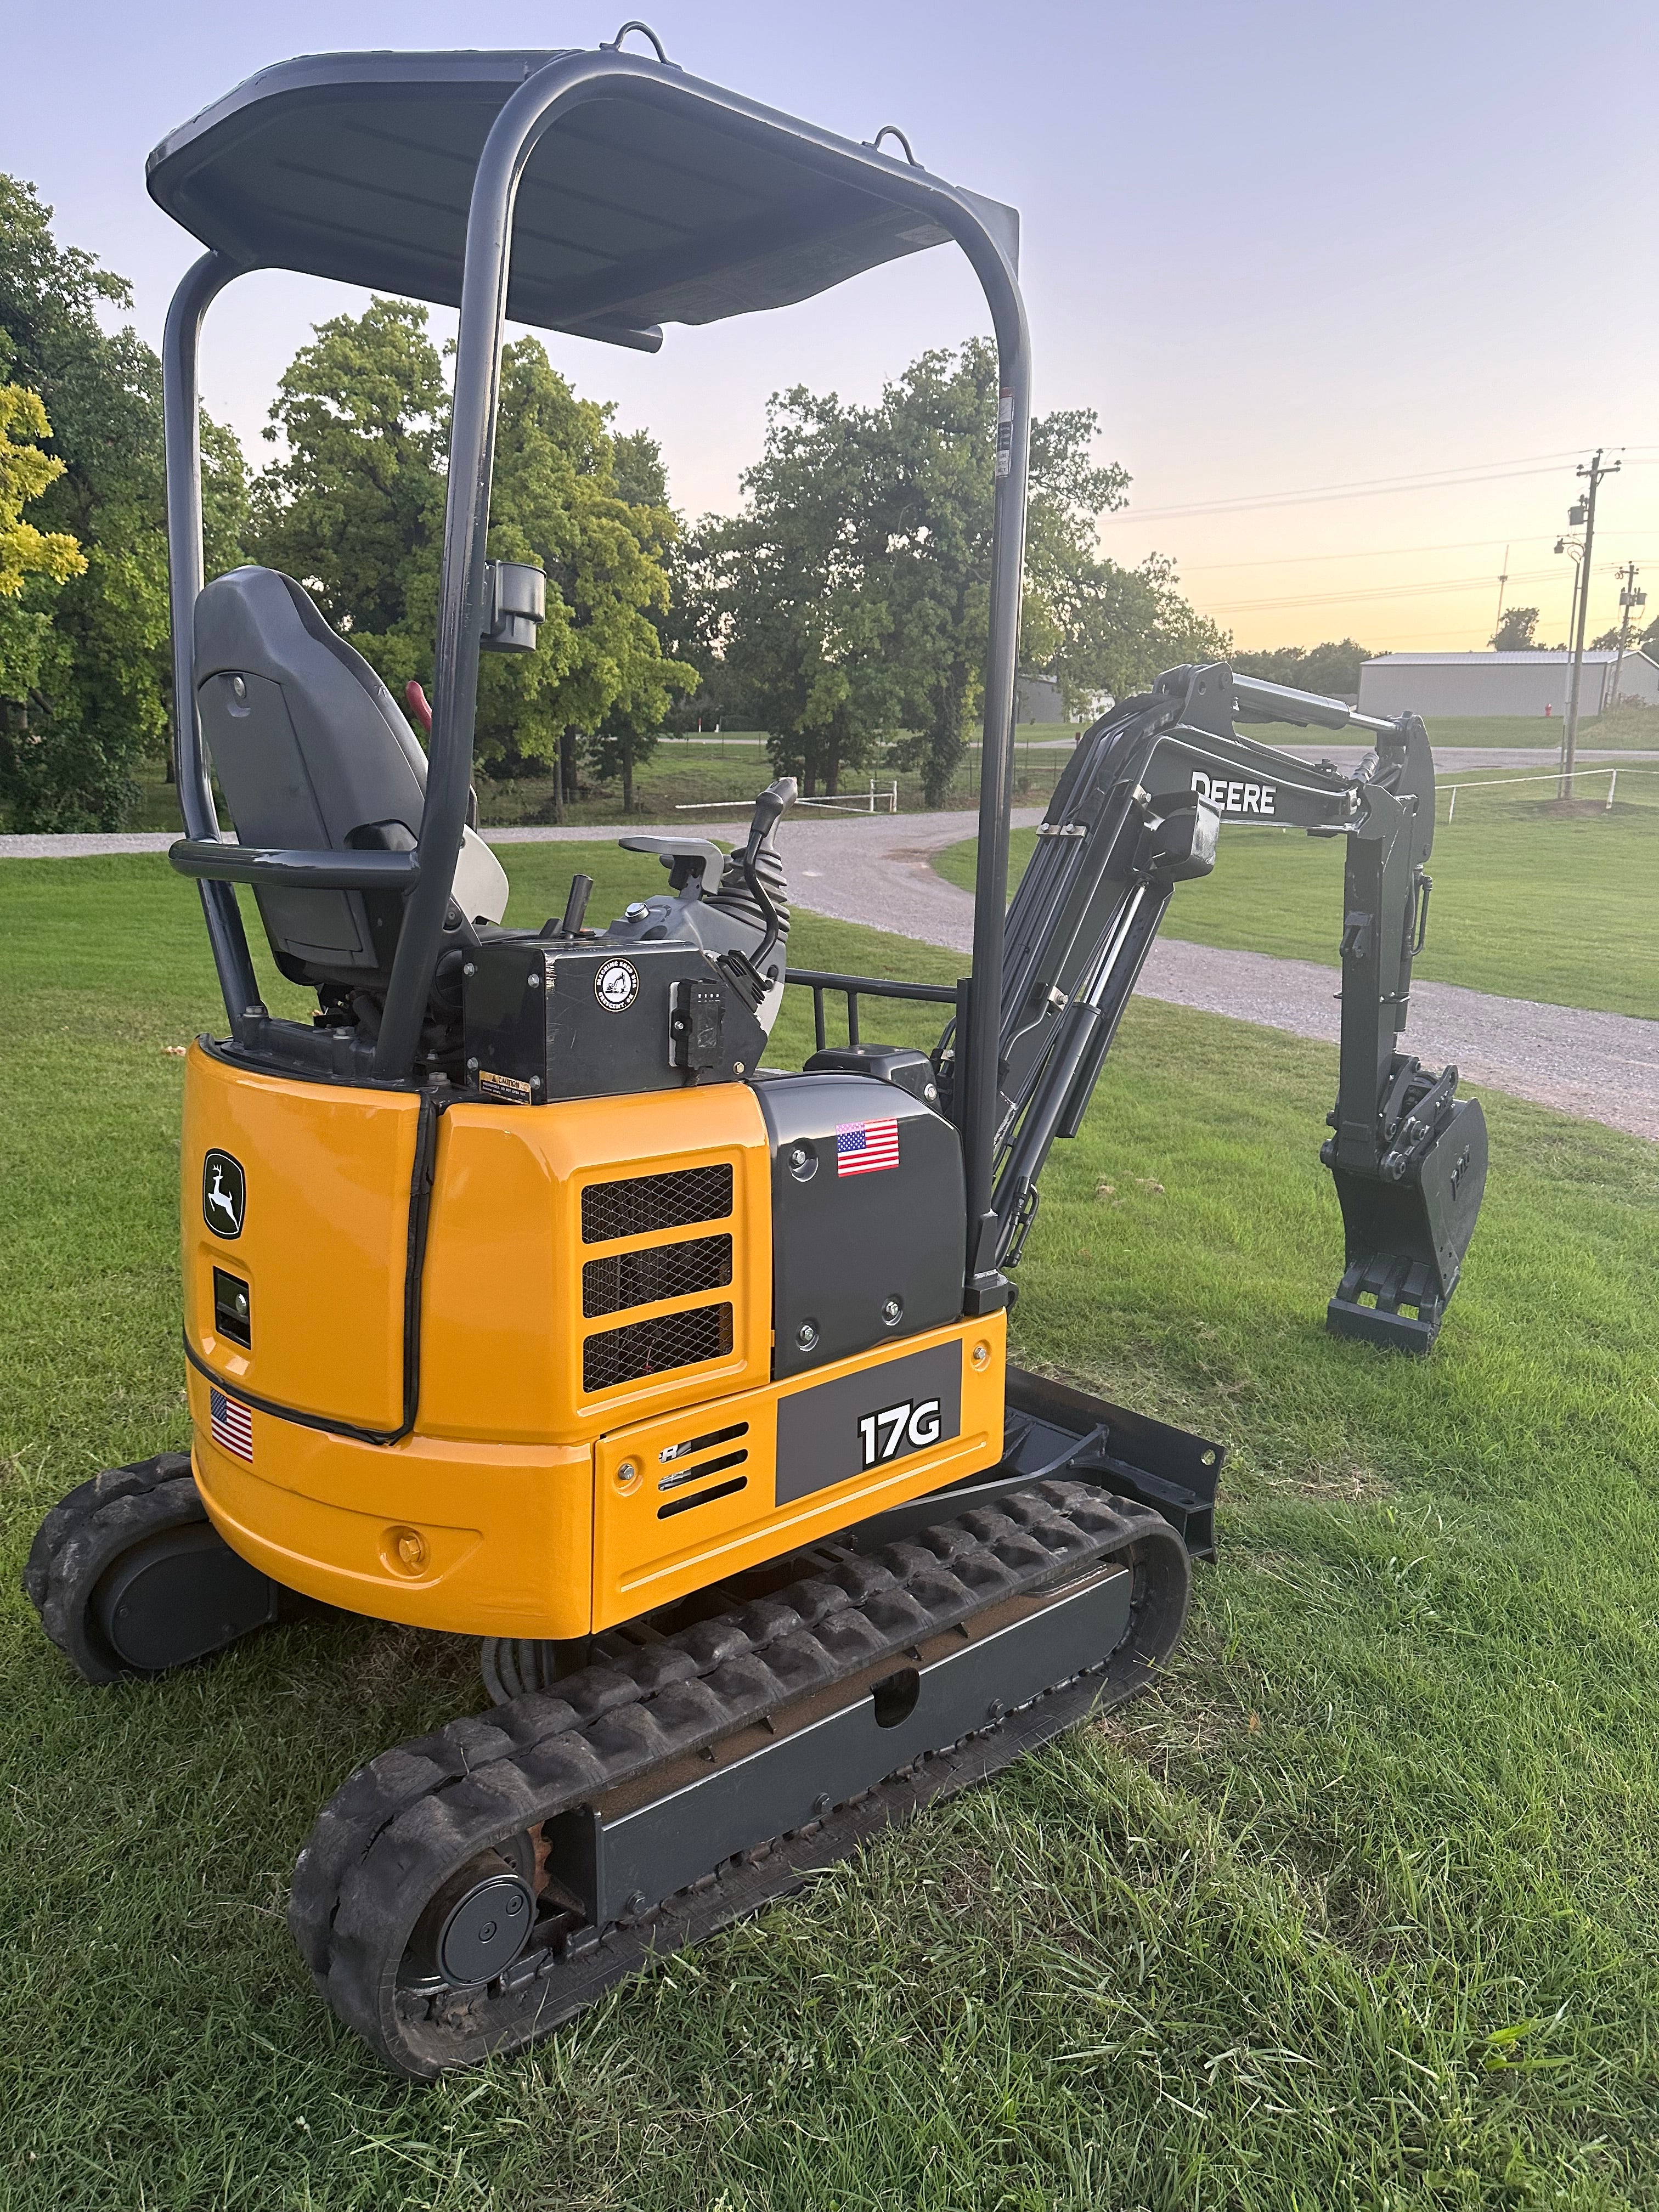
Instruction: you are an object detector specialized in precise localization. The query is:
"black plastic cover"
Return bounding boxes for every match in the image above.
[145,50,1018,350]
[754,1072,964,1379]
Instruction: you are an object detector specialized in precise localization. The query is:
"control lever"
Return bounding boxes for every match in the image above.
[618,834,725,893]
[718,777,797,1010]
[540,873,593,939]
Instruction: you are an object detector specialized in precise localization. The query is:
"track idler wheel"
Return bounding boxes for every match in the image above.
[24,1453,284,1685]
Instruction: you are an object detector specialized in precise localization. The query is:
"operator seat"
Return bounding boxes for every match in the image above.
[193,566,507,990]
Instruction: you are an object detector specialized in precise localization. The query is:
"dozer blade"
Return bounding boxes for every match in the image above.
[1328,1094,1488,1353]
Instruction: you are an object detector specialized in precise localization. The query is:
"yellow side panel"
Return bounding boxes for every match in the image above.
[420,1085,772,1446]
[188,1365,594,1639]
[180,1045,419,1431]
[592,1313,1007,1628]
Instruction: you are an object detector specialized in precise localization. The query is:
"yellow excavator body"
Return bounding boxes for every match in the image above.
[181,1044,1007,1638]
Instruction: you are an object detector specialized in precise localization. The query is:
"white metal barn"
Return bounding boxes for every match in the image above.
[1357,650,1659,720]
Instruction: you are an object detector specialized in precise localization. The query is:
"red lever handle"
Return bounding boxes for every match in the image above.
[404,679,433,736]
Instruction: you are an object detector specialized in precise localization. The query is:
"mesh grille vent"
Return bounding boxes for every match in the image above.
[580,1164,733,1245]
[583,1302,733,1393]
[582,1234,733,1319]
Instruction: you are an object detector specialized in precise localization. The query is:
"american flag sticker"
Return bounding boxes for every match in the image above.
[836,1119,900,1177]
[210,1386,254,1464]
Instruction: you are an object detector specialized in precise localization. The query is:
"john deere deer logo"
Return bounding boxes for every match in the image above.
[203,1150,246,1239]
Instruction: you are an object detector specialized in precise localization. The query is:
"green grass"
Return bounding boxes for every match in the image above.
[935,769,1659,1020]
[1396,708,1659,752]
[3,852,1658,2209]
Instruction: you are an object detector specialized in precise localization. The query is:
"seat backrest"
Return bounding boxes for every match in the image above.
[194,567,505,989]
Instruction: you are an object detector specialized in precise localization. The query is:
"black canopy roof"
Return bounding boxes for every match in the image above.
[146,49,1019,352]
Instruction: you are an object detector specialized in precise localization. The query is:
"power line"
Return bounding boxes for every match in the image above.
[1204,563,1566,615]
[1100,451,1592,524]
[1178,531,1659,572]
[1101,448,1654,526]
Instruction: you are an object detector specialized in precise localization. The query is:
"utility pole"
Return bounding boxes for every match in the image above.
[1611,560,1645,710]
[1492,543,1510,641]
[1554,532,1583,770]
[1561,449,1619,799]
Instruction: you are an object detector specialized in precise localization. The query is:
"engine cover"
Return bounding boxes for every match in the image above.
[754,1072,966,1378]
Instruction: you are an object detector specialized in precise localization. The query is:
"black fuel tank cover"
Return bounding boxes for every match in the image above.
[755,1071,965,1378]
[804,1044,940,1108]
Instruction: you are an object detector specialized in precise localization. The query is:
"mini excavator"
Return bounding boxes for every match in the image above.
[24,35,1487,2078]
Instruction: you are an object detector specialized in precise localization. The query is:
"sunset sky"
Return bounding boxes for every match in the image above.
[11,0,1658,654]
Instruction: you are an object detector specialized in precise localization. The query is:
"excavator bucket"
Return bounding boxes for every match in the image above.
[1327,1088,1487,1353]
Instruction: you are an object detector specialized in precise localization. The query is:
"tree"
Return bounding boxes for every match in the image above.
[0,176,249,830]
[1039,550,1232,715]
[0,383,85,708]
[251,297,447,649]
[702,340,1221,805]
[692,383,901,797]
[1232,639,1371,697]
[251,306,693,817]
[1491,606,1542,652]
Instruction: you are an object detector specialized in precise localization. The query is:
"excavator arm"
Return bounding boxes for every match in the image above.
[952,660,1487,1352]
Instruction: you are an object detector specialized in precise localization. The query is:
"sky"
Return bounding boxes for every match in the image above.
[7,0,1658,654]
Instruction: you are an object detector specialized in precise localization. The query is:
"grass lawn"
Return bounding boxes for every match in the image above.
[935,769,1659,1022]
[112,725,1078,836]
[3,849,1658,2210]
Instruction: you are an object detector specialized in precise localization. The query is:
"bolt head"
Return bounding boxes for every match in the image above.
[971,1341,991,1370]
[796,1321,819,1351]
[388,1526,427,1574]
[881,1298,902,1325]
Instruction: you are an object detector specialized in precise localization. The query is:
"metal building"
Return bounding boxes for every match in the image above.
[1357,650,1659,720]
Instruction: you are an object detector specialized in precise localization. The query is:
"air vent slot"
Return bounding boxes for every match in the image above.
[657,1474,748,1520]
[583,1302,734,1393]
[658,1447,748,1494]
[581,1164,733,1246]
[583,1233,733,1319]
[659,1420,748,1465]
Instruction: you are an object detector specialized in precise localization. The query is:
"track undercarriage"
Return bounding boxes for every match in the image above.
[26,1373,1215,2078]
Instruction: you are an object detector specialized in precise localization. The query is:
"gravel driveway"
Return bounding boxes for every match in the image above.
[7,807,1654,1142]
[771,810,1659,1146]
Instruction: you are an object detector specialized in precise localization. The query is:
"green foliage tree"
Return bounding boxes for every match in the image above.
[251,304,692,820]
[1231,638,1372,696]
[691,382,902,797]
[0,383,86,705]
[0,176,247,830]
[698,338,1221,805]
[1490,606,1542,652]
[251,298,447,648]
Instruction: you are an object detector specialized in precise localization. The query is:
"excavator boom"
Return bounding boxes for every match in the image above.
[960,661,1487,1351]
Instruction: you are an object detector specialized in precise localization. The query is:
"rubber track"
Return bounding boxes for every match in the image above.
[24,1454,204,1684]
[290,1480,1189,2078]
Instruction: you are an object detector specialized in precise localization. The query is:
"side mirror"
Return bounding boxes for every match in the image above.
[482,561,545,653]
